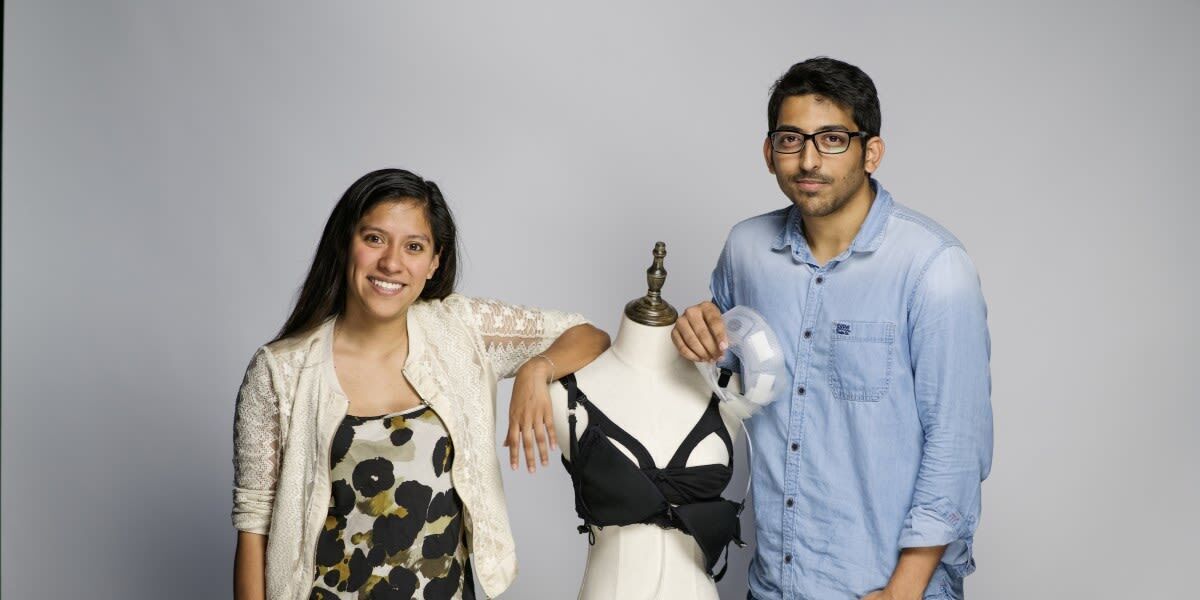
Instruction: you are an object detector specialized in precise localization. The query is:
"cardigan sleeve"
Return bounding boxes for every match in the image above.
[458,296,590,380]
[231,347,281,534]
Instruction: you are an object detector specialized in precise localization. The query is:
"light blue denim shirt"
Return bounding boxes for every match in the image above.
[713,181,992,600]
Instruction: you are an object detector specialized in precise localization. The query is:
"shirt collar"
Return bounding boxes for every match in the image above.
[771,178,894,258]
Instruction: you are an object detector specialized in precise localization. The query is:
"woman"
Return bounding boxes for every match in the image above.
[232,168,609,600]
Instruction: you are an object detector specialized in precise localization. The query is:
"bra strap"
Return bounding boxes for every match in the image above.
[562,373,581,460]
[559,373,599,544]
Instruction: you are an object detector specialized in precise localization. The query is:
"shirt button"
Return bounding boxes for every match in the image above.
[790,442,799,451]
[815,276,824,284]
[784,554,793,564]
[797,386,806,395]
[786,498,795,507]
[803,330,812,339]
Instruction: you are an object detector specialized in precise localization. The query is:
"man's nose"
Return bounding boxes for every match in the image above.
[799,137,823,172]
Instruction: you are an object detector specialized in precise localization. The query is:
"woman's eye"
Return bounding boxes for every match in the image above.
[365,234,383,244]
[408,243,424,252]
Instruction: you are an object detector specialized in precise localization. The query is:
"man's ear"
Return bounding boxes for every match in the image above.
[864,135,885,175]
[763,137,777,174]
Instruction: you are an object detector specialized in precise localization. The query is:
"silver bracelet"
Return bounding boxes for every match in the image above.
[533,353,556,383]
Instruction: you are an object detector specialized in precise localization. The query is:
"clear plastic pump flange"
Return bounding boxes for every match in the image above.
[695,305,786,421]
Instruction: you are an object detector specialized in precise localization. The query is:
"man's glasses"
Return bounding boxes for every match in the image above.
[768,129,870,155]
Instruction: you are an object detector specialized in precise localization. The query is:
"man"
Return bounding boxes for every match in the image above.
[672,57,992,599]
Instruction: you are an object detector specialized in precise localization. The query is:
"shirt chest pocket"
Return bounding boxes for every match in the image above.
[827,320,895,402]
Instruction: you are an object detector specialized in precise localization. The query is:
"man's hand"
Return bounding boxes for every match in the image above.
[861,589,921,600]
[671,301,728,362]
[861,545,947,600]
[504,358,556,473]
[861,590,903,600]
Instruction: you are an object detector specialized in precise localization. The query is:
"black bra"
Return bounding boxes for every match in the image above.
[558,372,744,581]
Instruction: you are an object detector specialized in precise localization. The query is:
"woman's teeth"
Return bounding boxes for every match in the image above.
[370,278,403,291]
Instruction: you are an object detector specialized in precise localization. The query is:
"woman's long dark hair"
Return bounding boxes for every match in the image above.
[272,168,459,343]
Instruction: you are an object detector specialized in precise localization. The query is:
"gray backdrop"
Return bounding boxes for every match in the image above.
[4,1,1198,598]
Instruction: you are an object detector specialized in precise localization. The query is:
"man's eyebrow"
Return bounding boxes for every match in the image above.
[772,124,852,133]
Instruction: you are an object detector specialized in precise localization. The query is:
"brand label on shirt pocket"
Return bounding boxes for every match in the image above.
[828,320,895,402]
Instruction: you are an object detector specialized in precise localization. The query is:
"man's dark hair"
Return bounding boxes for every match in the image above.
[767,57,881,138]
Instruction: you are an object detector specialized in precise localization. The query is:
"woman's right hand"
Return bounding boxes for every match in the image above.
[671,301,728,363]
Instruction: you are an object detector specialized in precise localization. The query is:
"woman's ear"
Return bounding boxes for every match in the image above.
[428,253,441,280]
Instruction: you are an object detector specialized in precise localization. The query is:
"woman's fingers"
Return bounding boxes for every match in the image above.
[506,423,521,470]
[534,422,550,468]
[508,367,561,472]
[528,396,557,469]
[522,424,537,472]
[543,410,558,452]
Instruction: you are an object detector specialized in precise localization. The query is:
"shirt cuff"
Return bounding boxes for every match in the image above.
[232,487,274,535]
[562,312,589,330]
[898,497,977,577]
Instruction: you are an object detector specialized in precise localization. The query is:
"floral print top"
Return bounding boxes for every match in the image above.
[310,405,468,599]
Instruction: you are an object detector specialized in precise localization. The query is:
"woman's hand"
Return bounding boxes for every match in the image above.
[505,358,557,473]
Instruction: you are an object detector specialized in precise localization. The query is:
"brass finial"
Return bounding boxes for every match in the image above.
[624,242,679,326]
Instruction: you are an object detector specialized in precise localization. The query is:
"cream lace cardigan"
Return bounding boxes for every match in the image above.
[232,294,588,599]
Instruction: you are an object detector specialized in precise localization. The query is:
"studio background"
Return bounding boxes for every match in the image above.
[4,2,1197,598]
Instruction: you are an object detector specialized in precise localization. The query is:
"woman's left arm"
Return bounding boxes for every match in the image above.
[506,323,608,472]
[459,297,609,472]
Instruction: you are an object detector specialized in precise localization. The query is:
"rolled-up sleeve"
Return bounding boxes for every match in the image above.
[900,245,993,576]
[232,347,281,535]
[461,296,589,380]
[710,239,735,312]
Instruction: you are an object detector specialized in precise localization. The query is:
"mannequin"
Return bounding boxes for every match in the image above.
[549,243,741,600]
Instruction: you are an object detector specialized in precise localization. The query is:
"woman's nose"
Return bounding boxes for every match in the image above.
[377,246,405,273]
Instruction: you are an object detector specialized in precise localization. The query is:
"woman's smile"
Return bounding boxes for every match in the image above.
[368,276,406,295]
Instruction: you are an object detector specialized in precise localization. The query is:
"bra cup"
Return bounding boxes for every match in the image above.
[570,424,603,469]
[558,374,742,579]
[669,499,742,574]
[580,435,670,526]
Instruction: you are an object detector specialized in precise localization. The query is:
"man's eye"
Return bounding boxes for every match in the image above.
[782,134,800,144]
[823,133,847,144]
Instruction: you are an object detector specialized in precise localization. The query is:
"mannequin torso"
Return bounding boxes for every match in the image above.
[550,315,740,600]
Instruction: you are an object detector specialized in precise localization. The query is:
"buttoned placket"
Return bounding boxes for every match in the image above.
[780,250,832,596]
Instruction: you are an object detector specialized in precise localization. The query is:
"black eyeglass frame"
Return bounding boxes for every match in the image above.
[767,129,871,155]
